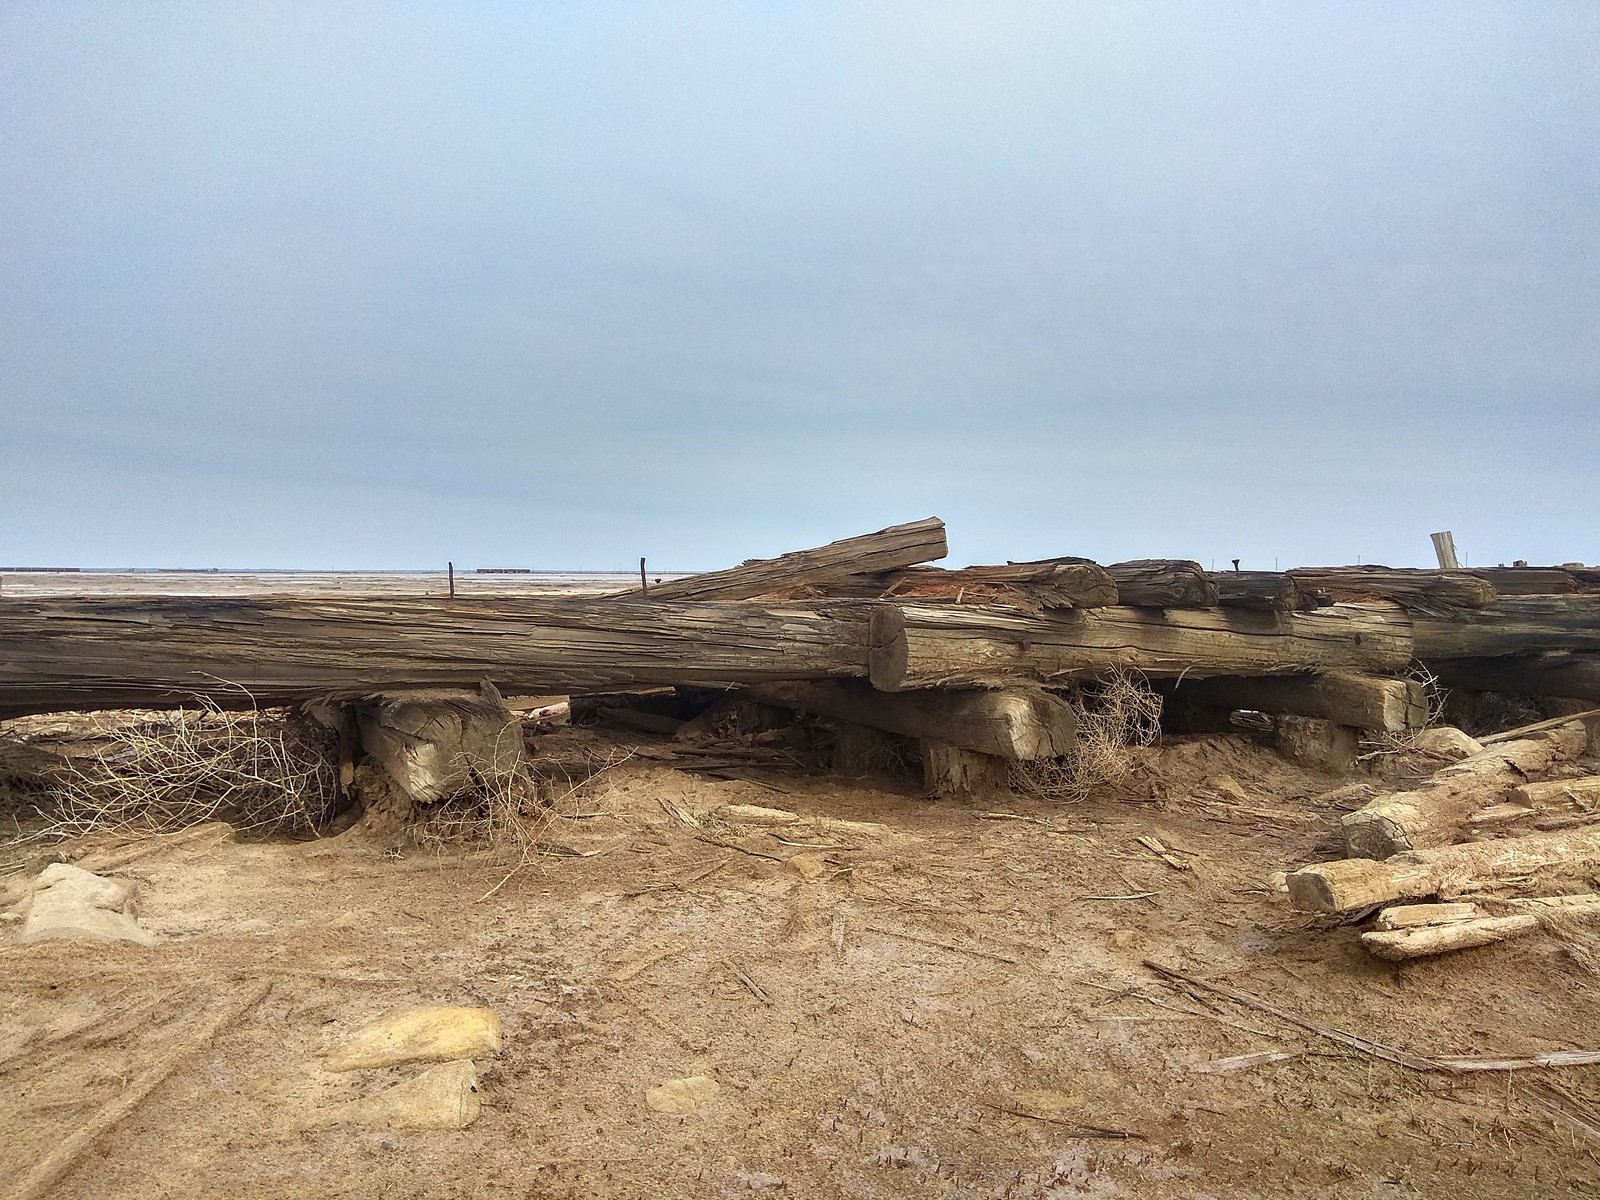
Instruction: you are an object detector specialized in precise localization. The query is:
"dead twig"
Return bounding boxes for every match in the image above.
[981,1103,1144,1139]
[863,923,1019,964]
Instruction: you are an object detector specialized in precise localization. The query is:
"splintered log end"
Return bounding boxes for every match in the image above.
[868,606,909,692]
[1360,914,1539,961]
[1286,858,1434,914]
[1341,809,1414,861]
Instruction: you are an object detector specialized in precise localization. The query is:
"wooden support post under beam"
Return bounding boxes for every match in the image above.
[747,680,1076,761]
[1159,673,1426,734]
[921,740,1011,801]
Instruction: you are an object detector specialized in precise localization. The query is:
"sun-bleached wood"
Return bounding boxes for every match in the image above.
[1288,825,1600,913]
[610,518,947,601]
[1341,721,1588,859]
[1360,915,1538,960]
[867,602,1413,691]
[800,559,1118,611]
[1374,902,1479,931]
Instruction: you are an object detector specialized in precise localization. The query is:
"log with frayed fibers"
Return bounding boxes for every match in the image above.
[867,602,1414,691]
[1340,722,1588,860]
[1288,824,1600,914]
[1103,560,1218,608]
[1286,568,1497,614]
[1360,914,1539,960]
[609,517,948,601]
[0,596,882,717]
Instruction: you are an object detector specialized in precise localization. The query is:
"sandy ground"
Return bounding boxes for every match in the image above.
[3,733,1600,1200]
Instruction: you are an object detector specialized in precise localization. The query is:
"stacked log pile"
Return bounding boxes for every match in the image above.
[1285,712,1600,960]
[3,521,1598,810]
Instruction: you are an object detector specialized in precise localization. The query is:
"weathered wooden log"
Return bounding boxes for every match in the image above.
[867,602,1413,691]
[1463,568,1586,595]
[1159,673,1426,733]
[610,518,947,601]
[1360,915,1538,960]
[800,559,1118,611]
[1429,652,1600,701]
[1286,568,1497,614]
[921,740,1011,801]
[1104,561,1218,608]
[1341,721,1588,858]
[1209,572,1308,613]
[0,596,878,718]
[1288,825,1600,913]
[1413,597,1600,659]
[1511,776,1600,810]
[747,680,1075,761]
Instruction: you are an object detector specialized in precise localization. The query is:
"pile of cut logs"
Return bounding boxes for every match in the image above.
[1285,711,1600,960]
[2,517,1598,802]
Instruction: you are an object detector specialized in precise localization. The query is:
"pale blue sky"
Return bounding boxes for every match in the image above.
[2,2,1596,570]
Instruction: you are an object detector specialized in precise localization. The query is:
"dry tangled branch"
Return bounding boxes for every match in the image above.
[1358,663,1449,760]
[1011,672,1163,801]
[39,704,340,838]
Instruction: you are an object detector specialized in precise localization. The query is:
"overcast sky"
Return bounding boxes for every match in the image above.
[2,3,1595,571]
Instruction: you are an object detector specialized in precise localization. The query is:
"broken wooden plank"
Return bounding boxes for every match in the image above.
[610,518,947,601]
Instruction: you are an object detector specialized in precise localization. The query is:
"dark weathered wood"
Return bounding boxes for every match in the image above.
[1429,652,1600,700]
[1208,572,1308,613]
[1341,721,1589,859]
[1160,673,1426,733]
[609,518,947,601]
[0,596,877,718]
[868,602,1413,691]
[1413,597,1600,659]
[1287,568,1496,615]
[1463,568,1587,595]
[803,559,1118,612]
[1104,561,1218,608]
[1288,825,1600,914]
[748,680,1076,761]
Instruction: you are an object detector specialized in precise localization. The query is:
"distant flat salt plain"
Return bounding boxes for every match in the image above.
[0,570,690,598]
